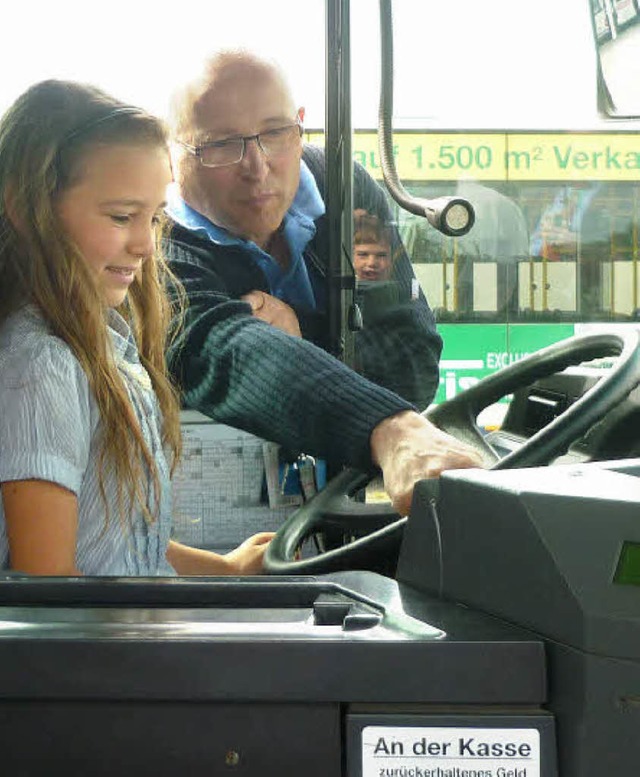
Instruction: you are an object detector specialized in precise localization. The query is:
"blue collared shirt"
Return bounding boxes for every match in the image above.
[166,160,326,311]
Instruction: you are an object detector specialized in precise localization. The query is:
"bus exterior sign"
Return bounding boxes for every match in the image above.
[307,131,640,181]
[435,324,576,403]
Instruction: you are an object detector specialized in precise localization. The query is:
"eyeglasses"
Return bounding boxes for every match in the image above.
[179,120,303,168]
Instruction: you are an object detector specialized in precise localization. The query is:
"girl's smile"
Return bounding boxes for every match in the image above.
[56,143,172,307]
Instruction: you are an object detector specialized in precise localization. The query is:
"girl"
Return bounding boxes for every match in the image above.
[0,79,272,576]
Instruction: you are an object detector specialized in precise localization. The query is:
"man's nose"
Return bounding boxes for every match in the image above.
[238,137,269,178]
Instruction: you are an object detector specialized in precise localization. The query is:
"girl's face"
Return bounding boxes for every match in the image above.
[57,142,172,307]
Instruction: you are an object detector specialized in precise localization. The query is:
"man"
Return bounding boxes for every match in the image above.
[168,51,441,408]
[165,50,482,516]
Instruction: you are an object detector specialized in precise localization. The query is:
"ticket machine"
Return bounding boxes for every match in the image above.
[400,458,640,777]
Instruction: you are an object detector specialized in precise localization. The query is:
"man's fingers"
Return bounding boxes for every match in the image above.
[241,291,301,337]
[241,290,265,311]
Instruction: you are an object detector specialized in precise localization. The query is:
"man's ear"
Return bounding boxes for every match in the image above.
[297,106,306,124]
[168,141,183,178]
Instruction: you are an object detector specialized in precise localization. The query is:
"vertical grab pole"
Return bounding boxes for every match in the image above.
[633,188,638,312]
[325,0,355,366]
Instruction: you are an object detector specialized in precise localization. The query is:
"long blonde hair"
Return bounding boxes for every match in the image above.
[0,79,184,524]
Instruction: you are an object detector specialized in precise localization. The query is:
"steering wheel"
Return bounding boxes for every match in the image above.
[264,330,640,575]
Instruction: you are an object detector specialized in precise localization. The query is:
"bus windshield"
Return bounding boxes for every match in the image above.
[348,0,640,406]
[3,1,636,411]
[1,0,638,562]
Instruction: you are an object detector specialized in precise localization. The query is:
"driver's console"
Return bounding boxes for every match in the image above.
[0,459,637,777]
[488,365,640,462]
[399,458,640,777]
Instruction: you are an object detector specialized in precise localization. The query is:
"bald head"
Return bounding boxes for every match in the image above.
[169,50,304,248]
[169,50,296,141]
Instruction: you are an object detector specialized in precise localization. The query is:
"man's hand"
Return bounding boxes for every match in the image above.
[242,290,302,337]
[370,410,484,517]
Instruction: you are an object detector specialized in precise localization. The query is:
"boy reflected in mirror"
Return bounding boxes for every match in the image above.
[353,209,395,282]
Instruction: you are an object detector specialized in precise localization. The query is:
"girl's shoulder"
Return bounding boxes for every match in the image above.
[0,307,86,388]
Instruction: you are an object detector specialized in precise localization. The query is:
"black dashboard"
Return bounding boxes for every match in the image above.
[487,364,640,463]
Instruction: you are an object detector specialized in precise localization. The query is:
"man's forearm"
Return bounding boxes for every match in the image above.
[170,307,414,470]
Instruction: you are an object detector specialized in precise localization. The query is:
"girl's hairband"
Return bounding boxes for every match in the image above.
[61,106,146,145]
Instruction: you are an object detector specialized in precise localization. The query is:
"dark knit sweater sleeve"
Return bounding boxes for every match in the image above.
[166,233,413,470]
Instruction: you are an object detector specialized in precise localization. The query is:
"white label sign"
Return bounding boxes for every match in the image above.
[362,726,540,777]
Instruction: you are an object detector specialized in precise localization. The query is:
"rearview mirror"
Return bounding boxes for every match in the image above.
[590,0,640,117]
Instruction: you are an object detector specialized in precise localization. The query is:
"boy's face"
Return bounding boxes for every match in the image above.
[353,241,393,281]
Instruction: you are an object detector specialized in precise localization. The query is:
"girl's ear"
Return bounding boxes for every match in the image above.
[3,184,22,232]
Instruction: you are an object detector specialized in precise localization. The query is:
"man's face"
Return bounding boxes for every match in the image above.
[177,65,303,249]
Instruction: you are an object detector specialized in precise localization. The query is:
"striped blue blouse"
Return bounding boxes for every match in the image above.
[0,306,176,576]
